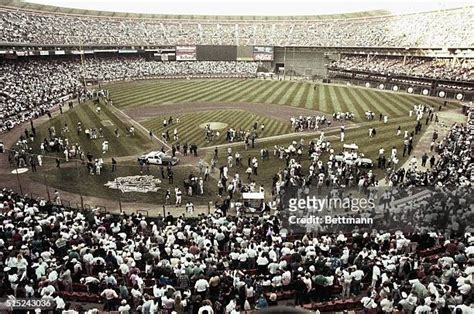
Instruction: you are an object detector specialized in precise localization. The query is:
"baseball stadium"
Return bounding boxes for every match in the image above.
[0,0,473,312]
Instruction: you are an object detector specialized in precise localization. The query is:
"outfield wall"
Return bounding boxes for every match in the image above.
[328,70,473,102]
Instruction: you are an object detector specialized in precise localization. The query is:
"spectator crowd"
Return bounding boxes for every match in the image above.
[0,140,472,313]
[1,7,472,47]
[330,55,474,82]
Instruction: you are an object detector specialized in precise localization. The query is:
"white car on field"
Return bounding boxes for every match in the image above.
[138,151,179,166]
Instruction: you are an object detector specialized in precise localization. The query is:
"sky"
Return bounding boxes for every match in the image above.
[25,0,473,16]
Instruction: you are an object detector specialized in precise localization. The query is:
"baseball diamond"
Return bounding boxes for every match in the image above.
[0,1,472,313]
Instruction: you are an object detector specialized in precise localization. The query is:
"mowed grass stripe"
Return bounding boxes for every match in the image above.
[240,81,276,102]
[266,81,294,104]
[304,86,316,109]
[327,85,343,112]
[277,81,301,105]
[112,84,187,108]
[146,80,220,105]
[109,82,166,98]
[112,81,193,105]
[108,79,182,96]
[268,116,291,136]
[355,89,394,116]
[357,121,420,153]
[370,90,407,116]
[291,82,307,107]
[253,81,287,103]
[220,80,266,102]
[363,90,401,117]
[98,103,153,154]
[317,84,327,112]
[177,109,227,130]
[259,115,287,136]
[144,109,220,136]
[340,118,420,153]
[210,80,254,101]
[286,83,305,107]
[332,86,354,115]
[180,80,242,103]
[297,83,311,107]
[234,111,265,134]
[181,79,242,102]
[209,81,251,102]
[386,93,420,114]
[235,81,271,102]
[323,85,338,113]
[404,94,446,109]
[346,88,378,120]
[111,81,183,100]
[356,123,421,152]
[118,80,211,108]
[154,80,231,104]
[199,80,247,102]
[350,87,387,116]
[369,91,404,117]
[84,104,131,155]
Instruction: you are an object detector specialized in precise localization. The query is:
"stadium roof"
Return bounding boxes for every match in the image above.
[0,0,391,20]
[1,0,472,21]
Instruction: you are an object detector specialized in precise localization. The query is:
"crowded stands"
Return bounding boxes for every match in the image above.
[0,58,258,132]
[0,3,473,313]
[330,55,474,82]
[1,7,472,47]
[0,130,473,312]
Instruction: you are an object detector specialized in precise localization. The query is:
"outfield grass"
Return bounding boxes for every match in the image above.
[108,79,458,122]
[140,109,293,148]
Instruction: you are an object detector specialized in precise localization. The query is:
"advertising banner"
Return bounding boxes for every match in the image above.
[176,46,197,61]
[253,46,274,61]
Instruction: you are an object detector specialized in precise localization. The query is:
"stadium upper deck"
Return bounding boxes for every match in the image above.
[0,3,473,48]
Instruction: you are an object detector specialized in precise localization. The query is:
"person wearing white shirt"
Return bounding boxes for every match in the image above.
[101,284,119,311]
[119,262,130,276]
[414,299,431,314]
[351,268,364,295]
[198,304,214,314]
[225,299,237,313]
[458,280,471,296]
[256,253,269,274]
[54,294,66,310]
[194,276,209,297]
[238,250,248,269]
[82,250,94,274]
[372,263,381,287]
[380,296,394,313]
[340,268,353,298]
[282,270,291,286]
[361,294,377,310]
[118,300,131,313]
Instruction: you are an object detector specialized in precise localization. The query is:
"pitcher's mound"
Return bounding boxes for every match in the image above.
[199,122,228,130]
